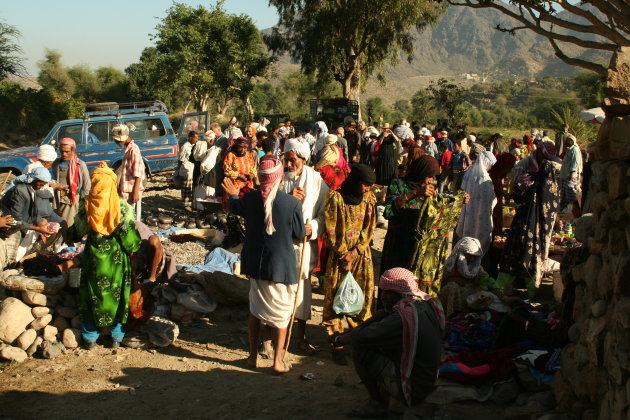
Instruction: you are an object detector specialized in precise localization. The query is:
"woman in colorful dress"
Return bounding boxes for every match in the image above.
[322,164,376,365]
[223,137,257,199]
[67,164,141,349]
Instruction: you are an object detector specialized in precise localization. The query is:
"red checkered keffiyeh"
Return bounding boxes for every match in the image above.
[379,267,445,405]
[258,157,284,235]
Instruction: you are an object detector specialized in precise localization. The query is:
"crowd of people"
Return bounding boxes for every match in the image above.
[0,114,588,417]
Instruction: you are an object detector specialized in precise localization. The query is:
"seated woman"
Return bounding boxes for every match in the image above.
[438,237,505,317]
[332,268,444,417]
[67,164,141,349]
[1,167,68,261]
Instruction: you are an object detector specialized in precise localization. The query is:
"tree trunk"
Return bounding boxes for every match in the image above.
[342,61,362,121]
[243,95,255,122]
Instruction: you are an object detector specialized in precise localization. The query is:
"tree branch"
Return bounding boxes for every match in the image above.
[548,38,608,75]
[447,0,619,51]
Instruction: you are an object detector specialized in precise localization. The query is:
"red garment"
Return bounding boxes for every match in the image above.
[336,146,351,173]
[488,153,516,234]
[317,165,348,191]
[440,149,453,170]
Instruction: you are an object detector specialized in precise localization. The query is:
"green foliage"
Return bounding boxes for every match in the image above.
[0,20,25,79]
[550,105,598,145]
[571,71,605,109]
[0,81,81,143]
[37,49,75,100]
[267,0,445,100]
[427,78,468,127]
[128,2,274,119]
[410,89,436,123]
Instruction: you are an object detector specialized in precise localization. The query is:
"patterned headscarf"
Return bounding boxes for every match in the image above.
[379,267,445,405]
[227,128,244,150]
[86,163,120,236]
[258,157,284,235]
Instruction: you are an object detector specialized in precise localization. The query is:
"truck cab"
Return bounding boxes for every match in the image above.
[0,101,180,181]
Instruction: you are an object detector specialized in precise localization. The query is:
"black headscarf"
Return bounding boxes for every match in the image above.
[404,155,440,189]
[340,164,376,205]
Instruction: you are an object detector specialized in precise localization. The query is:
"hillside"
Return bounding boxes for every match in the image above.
[267,5,610,103]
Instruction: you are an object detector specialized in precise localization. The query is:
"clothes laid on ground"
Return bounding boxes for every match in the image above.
[180,247,239,275]
[322,189,376,334]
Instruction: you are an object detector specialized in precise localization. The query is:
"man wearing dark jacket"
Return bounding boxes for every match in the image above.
[223,156,306,375]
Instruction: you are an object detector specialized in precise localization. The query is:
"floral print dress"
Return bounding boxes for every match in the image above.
[322,190,376,334]
[68,199,141,328]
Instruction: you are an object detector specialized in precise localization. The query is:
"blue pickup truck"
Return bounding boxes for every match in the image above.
[0,101,191,181]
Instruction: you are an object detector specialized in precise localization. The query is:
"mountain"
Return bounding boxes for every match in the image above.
[267,5,611,102]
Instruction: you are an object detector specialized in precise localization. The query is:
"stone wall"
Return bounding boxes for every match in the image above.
[552,47,630,420]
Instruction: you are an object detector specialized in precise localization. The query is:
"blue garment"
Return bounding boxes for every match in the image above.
[438,138,454,152]
[181,247,240,274]
[451,152,467,171]
[155,226,185,237]
[81,322,125,343]
[229,189,305,284]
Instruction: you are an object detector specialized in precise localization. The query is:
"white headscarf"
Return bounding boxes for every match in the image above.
[37,145,57,162]
[444,237,483,279]
[456,151,498,252]
[284,138,310,160]
[313,121,329,155]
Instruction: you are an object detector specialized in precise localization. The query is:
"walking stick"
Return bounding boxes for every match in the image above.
[0,170,12,193]
[284,220,310,360]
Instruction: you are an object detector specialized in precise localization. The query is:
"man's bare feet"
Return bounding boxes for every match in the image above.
[272,360,291,375]
[245,355,257,369]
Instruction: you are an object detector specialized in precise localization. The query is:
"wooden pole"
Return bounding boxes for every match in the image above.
[284,221,309,360]
[0,170,13,193]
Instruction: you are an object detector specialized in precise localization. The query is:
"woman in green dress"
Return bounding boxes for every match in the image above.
[381,155,468,296]
[68,164,141,349]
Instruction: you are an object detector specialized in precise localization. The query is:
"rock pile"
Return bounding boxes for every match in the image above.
[0,266,249,363]
[552,47,630,419]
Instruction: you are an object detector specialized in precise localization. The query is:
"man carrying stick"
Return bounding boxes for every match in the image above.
[223,157,306,374]
[281,139,329,354]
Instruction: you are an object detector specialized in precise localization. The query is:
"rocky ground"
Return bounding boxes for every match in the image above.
[0,174,558,420]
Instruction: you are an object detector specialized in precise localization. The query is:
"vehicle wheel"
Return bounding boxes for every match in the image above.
[85,102,119,112]
[0,171,17,189]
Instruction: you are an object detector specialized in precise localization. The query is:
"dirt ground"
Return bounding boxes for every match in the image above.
[0,175,539,420]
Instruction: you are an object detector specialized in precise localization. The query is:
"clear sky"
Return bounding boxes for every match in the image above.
[2,0,279,76]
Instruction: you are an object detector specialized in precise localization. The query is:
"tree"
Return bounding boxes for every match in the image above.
[427,78,469,127]
[37,49,75,100]
[410,89,436,123]
[0,20,25,79]
[67,65,99,102]
[267,0,445,108]
[572,70,605,108]
[131,3,274,118]
[446,0,629,76]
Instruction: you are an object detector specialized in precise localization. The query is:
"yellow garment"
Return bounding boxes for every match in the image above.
[316,145,340,170]
[86,164,121,236]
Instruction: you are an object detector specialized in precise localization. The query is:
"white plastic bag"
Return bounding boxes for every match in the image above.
[332,271,364,315]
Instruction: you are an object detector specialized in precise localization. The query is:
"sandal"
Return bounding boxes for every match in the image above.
[296,341,320,356]
[258,340,273,359]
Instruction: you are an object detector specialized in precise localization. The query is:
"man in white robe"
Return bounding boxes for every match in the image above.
[281,138,329,353]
